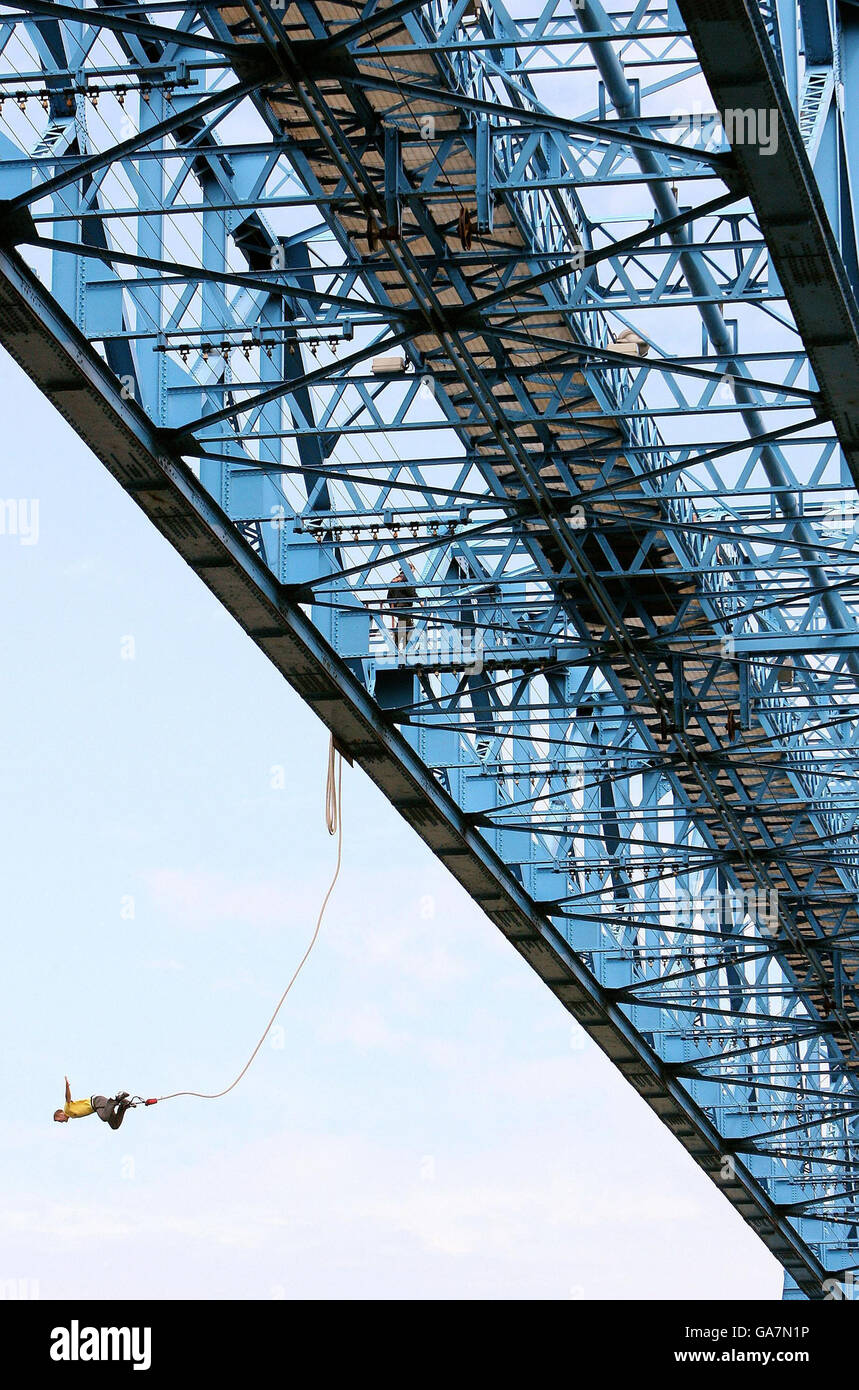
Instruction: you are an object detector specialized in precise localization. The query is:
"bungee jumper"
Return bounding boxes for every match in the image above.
[53,1077,136,1131]
[52,737,344,1131]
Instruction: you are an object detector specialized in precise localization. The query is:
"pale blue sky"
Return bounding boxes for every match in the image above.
[0,351,782,1300]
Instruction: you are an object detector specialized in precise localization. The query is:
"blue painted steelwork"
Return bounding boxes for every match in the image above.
[2,0,859,1297]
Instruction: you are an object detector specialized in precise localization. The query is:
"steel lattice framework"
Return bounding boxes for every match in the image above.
[4,0,859,1298]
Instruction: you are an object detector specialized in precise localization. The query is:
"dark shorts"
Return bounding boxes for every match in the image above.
[91,1095,113,1121]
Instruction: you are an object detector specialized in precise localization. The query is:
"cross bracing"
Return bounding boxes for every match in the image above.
[3,0,859,1296]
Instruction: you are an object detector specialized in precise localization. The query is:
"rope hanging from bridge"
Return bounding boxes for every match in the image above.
[132,735,343,1109]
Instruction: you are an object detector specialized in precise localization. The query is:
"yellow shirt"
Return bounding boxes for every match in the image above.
[64,1097,94,1118]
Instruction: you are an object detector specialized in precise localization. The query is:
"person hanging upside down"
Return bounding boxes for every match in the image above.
[53,1077,132,1130]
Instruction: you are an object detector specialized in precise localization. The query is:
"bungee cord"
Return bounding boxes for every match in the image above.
[134,736,343,1109]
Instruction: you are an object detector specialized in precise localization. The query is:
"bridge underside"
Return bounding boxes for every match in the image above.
[3,0,859,1296]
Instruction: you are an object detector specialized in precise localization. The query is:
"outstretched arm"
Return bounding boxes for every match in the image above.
[64,1076,71,1104]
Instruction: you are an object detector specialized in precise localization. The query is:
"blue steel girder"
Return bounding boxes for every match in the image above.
[2,0,859,1297]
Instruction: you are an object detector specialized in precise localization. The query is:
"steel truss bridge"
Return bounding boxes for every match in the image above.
[5,0,859,1298]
